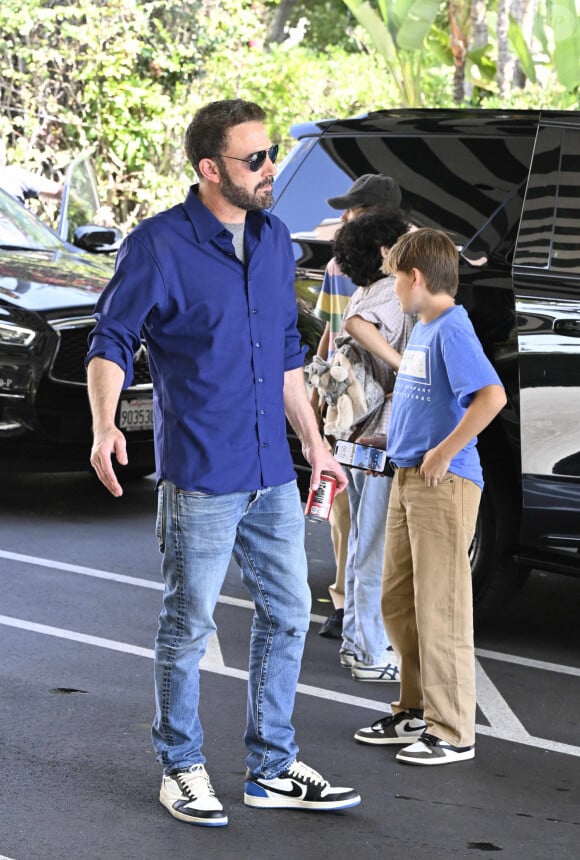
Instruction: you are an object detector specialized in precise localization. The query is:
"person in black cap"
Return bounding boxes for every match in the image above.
[326,174,402,212]
[312,174,403,641]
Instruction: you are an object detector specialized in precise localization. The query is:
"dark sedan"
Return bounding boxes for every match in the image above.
[0,163,154,476]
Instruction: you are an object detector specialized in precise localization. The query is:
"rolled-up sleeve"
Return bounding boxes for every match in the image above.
[85,235,165,387]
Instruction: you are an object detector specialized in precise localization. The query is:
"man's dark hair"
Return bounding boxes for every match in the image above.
[185,99,266,173]
[333,210,408,287]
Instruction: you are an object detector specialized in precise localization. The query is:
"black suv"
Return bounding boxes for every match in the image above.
[272,108,580,620]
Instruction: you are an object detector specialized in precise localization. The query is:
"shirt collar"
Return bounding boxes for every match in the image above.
[183,184,273,244]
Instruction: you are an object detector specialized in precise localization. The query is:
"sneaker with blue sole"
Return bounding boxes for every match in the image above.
[244,760,361,811]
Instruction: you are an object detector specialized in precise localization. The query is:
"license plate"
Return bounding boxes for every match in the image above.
[118,399,154,432]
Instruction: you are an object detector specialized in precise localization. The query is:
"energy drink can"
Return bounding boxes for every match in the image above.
[305,472,337,522]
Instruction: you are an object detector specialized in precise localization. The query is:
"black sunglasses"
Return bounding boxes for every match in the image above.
[221,144,279,173]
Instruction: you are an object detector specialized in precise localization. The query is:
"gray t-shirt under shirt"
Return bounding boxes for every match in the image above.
[223,221,245,264]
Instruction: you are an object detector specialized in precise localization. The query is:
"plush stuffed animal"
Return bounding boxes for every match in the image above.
[304,340,385,436]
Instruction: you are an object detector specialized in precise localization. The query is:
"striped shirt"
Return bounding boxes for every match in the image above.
[314,258,356,357]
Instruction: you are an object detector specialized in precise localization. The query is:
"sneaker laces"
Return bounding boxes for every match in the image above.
[175,764,216,800]
[286,761,327,787]
[371,713,398,730]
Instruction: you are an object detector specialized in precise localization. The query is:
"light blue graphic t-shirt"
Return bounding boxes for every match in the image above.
[387,305,502,489]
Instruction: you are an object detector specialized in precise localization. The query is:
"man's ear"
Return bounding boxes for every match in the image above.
[197,157,222,185]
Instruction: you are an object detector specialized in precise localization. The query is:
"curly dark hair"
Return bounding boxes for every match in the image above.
[333,210,409,287]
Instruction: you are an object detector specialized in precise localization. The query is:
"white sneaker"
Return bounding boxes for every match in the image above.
[351,651,400,682]
[339,649,356,668]
[396,733,475,765]
[354,711,426,745]
[244,760,361,811]
[159,764,228,826]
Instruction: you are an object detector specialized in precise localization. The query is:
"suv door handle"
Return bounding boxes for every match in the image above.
[553,319,580,336]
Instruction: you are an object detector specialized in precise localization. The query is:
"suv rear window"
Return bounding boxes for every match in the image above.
[274,133,534,263]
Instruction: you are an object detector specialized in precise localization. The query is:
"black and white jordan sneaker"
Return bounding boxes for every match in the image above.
[396,732,475,765]
[160,763,228,826]
[354,710,426,745]
[244,760,361,811]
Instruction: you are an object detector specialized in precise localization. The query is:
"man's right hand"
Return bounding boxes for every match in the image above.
[90,427,128,497]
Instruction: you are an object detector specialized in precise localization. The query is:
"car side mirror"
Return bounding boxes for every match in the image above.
[73,224,122,254]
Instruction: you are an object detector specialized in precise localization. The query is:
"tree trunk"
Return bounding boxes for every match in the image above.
[266,0,299,45]
[471,0,488,49]
[449,0,470,104]
[514,0,539,87]
[510,0,524,87]
[497,0,511,98]
[464,0,488,99]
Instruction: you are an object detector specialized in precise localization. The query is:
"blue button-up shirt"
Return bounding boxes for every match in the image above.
[86,186,306,493]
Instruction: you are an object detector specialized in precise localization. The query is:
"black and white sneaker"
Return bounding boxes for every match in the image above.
[396,732,475,765]
[244,760,361,811]
[160,764,228,826]
[354,710,427,745]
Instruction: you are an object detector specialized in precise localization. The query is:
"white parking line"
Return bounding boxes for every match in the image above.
[2,549,580,758]
[0,613,390,709]
[2,610,580,758]
[1,549,579,677]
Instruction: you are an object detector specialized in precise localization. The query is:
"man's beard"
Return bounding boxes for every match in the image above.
[219,161,274,210]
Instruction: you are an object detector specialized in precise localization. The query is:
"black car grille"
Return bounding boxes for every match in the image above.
[49,319,152,387]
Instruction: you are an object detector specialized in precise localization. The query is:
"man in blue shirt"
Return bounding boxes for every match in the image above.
[86,99,359,827]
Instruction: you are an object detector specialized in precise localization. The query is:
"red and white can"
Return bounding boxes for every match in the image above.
[305,472,337,522]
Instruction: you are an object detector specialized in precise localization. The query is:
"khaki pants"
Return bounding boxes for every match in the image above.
[322,435,349,611]
[328,486,349,610]
[381,466,481,747]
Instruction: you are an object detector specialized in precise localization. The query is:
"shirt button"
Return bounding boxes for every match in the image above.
[251,308,257,314]
[255,342,261,348]
[257,377,263,383]
[259,409,265,415]
[262,442,268,448]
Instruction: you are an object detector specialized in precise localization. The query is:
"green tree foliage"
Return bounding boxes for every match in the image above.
[340,0,442,106]
[0,0,405,224]
[1,0,205,223]
[340,0,580,105]
[1,0,578,228]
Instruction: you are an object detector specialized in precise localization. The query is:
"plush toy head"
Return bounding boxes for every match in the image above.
[304,343,384,436]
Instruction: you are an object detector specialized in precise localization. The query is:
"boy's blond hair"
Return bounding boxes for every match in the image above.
[385,227,459,297]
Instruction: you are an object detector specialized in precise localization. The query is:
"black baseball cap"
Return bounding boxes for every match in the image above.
[327,174,402,211]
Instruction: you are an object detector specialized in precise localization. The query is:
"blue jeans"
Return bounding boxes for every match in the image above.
[342,469,392,663]
[152,479,311,778]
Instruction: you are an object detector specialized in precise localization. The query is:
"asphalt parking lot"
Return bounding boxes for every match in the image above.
[0,474,579,860]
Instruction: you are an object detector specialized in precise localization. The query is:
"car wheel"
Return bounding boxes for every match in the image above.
[470,468,530,625]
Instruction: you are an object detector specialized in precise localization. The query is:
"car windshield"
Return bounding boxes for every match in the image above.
[0,187,62,251]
